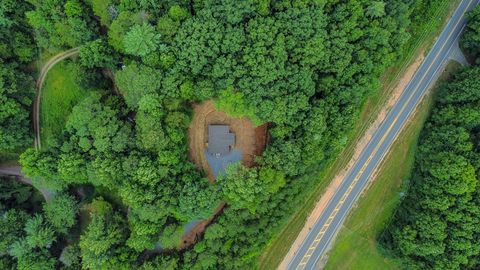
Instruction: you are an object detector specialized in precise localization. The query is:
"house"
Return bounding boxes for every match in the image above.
[207,125,235,156]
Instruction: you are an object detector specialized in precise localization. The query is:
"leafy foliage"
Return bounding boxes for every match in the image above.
[124,23,162,57]
[108,11,142,52]
[79,198,133,269]
[26,0,98,50]
[79,38,117,68]
[13,0,435,269]
[24,214,56,248]
[462,5,480,63]
[218,164,285,213]
[115,63,162,108]
[43,193,78,233]
[384,67,480,269]
[0,209,30,253]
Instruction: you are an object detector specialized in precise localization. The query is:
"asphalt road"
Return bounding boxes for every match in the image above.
[287,0,480,269]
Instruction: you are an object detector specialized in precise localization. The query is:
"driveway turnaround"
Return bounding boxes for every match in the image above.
[287,0,480,269]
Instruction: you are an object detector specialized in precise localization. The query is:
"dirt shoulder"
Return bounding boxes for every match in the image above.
[277,53,426,270]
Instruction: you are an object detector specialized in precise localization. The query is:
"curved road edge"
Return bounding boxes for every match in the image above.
[33,48,80,150]
[0,166,56,201]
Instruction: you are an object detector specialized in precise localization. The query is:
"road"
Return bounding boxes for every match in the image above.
[0,166,55,201]
[33,47,80,150]
[287,0,479,269]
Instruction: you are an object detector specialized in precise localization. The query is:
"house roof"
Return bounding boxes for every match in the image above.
[207,125,235,155]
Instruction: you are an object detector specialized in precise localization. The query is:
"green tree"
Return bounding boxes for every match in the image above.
[141,255,178,270]
[0,0,36,62]
[218,164,284,213]
[366,1,386,18]
[24,214,55,248]
[0,179,33,209]
[60,244,81,268]
[90,0,115,26]
[124,23,161,57]
[64,92,133,153]
[461,5,480,62]
[135,94,167,152]
[115,63,162,108]
[79,38,117,68]
[0,63,34,152]
[0,209,29,253]
[177,181,220,221]
[80,199,132,269]
[159,224,184,249]
[19,148,65,190]
[215,88,262,126]
[16,249,56,270]
[385,67,480,269]
[43,193,78,233]
[108,11,141,52]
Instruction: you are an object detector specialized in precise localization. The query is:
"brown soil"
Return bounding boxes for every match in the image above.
[188,100,268,181]
[180,202,226,249]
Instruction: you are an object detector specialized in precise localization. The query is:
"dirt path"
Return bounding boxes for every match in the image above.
[34,48,80,150]
[278,53,426,270]
[0,166,56,201]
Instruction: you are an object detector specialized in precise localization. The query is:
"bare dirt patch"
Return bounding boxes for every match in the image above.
[180,100,268,249]
[180,202,226,249]
[188,100,268,181]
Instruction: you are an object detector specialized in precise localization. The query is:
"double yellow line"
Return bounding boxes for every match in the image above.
[295,0,474,268]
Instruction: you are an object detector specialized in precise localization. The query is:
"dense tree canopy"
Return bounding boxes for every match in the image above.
[80,198,133,269]
[461,5,480,63]
[43,193,78,233]
[124,23,162,57]
[12,0,439,268]
[26,0,98,49]
[384,67,480,269]
[0,178,79,270]
[0,0,36,153]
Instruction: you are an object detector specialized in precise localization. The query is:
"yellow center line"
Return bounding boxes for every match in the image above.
[294,1,474,268]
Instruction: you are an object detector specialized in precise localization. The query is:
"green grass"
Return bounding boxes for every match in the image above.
[323,61,461,270]
[40,61,90,147]
[257,2,460,269]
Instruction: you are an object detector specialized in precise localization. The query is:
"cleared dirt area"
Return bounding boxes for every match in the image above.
[180,101,268,248]
[188,100,268,181]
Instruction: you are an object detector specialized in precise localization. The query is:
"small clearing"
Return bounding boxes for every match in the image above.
[188,100,268,181]
[181,100,268,248]
[40,61,89,147]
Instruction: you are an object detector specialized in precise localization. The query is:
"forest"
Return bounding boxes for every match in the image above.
[0,0,444,269]
[383,5,480,269]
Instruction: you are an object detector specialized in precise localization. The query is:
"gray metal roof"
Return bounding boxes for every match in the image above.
[207,125,235,155]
